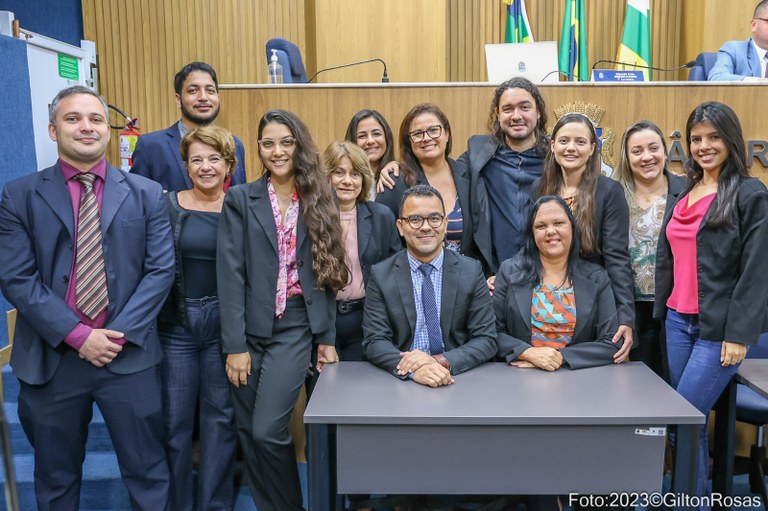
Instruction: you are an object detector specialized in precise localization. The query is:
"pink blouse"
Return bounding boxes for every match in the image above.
[666,192,716,314]
[336,209,366,300]
[267,178,303,318]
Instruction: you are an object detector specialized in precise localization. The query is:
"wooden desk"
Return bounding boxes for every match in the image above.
[304,361,704,511]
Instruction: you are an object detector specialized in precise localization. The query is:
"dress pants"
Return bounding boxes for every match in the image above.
[334,306,364,362]
[230,296,313,511]
[632,300,668,381]
[160,296,236,511]
[18,349,170,511]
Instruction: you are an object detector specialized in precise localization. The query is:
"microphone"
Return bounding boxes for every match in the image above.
[307,58,389,83]
[590,59,696,73]
[540,70,575,82]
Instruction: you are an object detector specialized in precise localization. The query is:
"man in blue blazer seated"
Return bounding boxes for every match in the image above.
[708,0,768,81]
[0,86,175,510]
[362,185,497,387]
[130,61,247,190]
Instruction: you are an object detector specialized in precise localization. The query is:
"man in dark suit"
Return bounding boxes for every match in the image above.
[130,61,247,190]
[709,0,768,81]
[0,86,175,510]
[362,185,497,387]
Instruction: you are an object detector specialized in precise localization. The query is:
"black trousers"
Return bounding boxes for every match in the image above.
[230,297,312,511]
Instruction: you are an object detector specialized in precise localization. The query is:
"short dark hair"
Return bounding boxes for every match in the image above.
[488,76,549,156]
[398,184,445,217]
[174,62,218,94]
[48,85,108,125]
[755,0,768,17]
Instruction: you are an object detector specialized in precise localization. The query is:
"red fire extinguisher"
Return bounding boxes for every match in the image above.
[119,118,141,172]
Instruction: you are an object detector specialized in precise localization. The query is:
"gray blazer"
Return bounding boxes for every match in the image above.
[362,249,497,377]
[494,257,621,370]
[217,176,336,353]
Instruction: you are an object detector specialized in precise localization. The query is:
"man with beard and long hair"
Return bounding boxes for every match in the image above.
[131,61,247,190]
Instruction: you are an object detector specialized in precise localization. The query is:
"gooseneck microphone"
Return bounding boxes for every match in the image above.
[307,58,389,83]
[590,59,696,73]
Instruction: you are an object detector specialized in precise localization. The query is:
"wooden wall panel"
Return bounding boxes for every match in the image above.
[219,83,768,183]
[311,0,447,83]
[82,0,306,163]
[446,0,504,82]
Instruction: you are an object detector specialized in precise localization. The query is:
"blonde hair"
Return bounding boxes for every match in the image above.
[322,141,374,203]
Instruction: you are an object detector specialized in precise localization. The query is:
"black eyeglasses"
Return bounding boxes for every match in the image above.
[755,16,768,22]
[408,125,443,143]
[400,213,445,229]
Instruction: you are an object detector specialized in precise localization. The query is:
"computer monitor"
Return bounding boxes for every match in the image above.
[485,41,560,84]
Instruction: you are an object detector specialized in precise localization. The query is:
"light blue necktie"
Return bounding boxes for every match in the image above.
[419,263,444,355]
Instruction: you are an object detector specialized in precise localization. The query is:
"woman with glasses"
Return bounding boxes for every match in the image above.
[376,103,478,259]
[217,109,348,511]
[534,113,635,364]
[158,125,237,510]
[322,141,400,361]
[344,109,400,188]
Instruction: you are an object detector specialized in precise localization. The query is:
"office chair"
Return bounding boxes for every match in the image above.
[735,332,768,505]
[687,52,718,80]
[265,38,307,83]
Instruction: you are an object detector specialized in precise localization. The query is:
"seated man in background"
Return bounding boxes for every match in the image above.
[362,185,497,387]
[708,0,768,81]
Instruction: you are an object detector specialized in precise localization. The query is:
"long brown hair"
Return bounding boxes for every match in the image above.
[257,110,348,290]
[537,113,600,255]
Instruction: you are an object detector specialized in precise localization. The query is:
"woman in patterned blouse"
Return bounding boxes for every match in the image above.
[494,195,623,371]
[612,120,686,380]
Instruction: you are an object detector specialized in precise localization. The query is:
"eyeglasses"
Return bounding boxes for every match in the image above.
[399,213,445,229]
[331,169,363,181]
[755,16,768,22]
[408,125,443,143]
[188,155,225,168]
[257,138,296,151]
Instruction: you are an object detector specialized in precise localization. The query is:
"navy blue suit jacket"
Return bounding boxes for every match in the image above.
[0,163,175,384]
[130,123,247,191]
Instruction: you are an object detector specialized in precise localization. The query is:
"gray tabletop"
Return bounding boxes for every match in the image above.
[304,361,704,426]
[736,359,768,399]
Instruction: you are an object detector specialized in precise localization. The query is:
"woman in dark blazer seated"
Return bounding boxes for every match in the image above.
[495,195,623,372]
[322,141,401,361]
[612,120,687,380]
[534,113,634,363]
[376,103,480,261]
[655,102,768,503]
[217,110,348,511]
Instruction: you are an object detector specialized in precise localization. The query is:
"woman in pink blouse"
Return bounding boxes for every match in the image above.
[322,141,401,361]
[217,110,348,511]
[655,102,768,506]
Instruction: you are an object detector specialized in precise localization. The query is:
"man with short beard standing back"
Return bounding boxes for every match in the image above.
[131,61,247,190]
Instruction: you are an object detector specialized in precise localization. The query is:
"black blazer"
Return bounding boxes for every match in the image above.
[375,158,479,260]
[354,201,401,286]
[362,249,497,377]
[217,176,336,353]
[654,177,768,345]
[533,175,634,327]
[494,256,621,370]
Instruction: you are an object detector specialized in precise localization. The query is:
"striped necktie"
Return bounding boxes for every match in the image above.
[74,173,109,319]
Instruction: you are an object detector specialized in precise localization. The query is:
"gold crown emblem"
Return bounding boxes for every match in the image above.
[550,102,615,175]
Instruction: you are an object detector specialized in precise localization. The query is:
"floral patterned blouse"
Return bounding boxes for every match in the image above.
[267,178,303,318]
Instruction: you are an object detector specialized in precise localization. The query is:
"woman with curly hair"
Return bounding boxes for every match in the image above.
[217,109,348,511]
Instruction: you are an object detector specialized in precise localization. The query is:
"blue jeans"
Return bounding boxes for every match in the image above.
[666,309,739,510]
[160,296,236,511]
